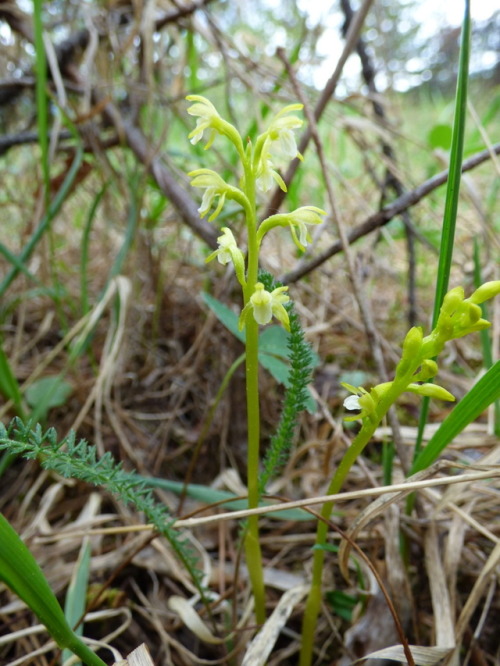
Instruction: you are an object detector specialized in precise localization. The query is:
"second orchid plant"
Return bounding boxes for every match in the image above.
[186,95,324,623]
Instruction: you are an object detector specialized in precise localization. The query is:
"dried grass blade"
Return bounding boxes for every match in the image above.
[241,585,308,666]
[351,644,454,665]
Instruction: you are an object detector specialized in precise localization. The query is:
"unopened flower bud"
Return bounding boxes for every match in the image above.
[401,326,424,358]
[468,280,500,305]
[413,359,439,381]
[407,383,455,402]
[441,287,464,317]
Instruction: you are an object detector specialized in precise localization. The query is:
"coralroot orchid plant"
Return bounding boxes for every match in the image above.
[186,94,325,623]
[186,95,500,662]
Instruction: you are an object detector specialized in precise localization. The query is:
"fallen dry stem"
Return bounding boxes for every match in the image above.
[33,466,499,542]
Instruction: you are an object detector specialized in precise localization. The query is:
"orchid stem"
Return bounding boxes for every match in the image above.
[242,158,266,625]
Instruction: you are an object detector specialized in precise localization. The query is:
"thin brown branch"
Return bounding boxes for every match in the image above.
[281,142,500,284]
[155,0,218,31]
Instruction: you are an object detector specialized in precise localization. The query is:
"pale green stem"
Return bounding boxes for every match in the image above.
[242,159,266,624]
[299,368,419,666]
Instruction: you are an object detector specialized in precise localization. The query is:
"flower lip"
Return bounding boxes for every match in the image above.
[343,395,361,411]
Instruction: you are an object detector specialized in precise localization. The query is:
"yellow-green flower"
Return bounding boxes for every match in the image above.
[255,104,304,193]
[186,95,221,149]
[287,206,325,249]
[206,227,246,286]
[341,383,377,422]
[266,104,304,159]
[188,169,228,221]
[239,283,290,331]
[257,206,326,250]
[256,156,287,193]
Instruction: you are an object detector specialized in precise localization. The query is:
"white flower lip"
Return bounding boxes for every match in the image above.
[343,395,361,411]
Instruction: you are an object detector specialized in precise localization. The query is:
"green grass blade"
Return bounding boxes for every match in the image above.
[0,243,40,284]
[0,513,107,666]
[33,0,49,204]
[106,179,138,284]
[411,361,500,475]
[0,146,84,298]
[414,0,471,462]
[81,184,108,315]
[431,0,470,311]
[140,476,311,521]
[62,539,92,666]
[0,347,25,418]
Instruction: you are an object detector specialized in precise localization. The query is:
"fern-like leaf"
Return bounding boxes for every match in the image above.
[258,271,314,493]
[0,419,205,594]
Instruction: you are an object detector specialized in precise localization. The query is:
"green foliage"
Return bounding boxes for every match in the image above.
[427,124,452,150]
[258,271,315,493]
[33,0,49,202]
[414,0,472,464]
[0,346,25,418]
[411,361,500,474]
[25,375,73,422]
[143,476,309,521]
[0,146,84,298]
[0,512,107,666]
[62,540,92,666]
[325,589,359,622]
[0,419,205,594]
